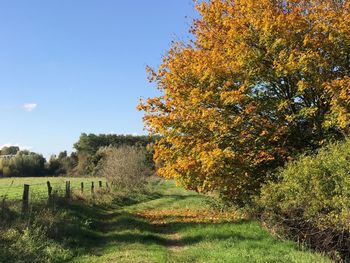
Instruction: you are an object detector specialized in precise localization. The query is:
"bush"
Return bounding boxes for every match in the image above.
[98,146,152,193]
[259,140,350,261]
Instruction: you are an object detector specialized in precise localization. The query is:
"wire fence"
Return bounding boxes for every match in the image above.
[0,179,109,214]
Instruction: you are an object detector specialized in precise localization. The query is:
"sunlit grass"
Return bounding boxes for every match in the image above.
[0,178,333,262]
[0,177,106,200]
[70,180,333,263]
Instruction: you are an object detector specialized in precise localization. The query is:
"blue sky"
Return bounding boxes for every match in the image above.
[0,0,196,157]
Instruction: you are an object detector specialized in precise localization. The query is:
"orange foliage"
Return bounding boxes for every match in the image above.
[139,0,350,203]
[137,209,246,224]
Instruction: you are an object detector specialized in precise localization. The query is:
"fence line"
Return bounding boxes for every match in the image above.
[0,179,109,215]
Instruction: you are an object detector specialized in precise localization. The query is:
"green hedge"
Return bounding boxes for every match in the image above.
[259,140,350,261]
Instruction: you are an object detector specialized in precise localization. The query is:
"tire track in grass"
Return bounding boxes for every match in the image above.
[165,232,184,252]
[70,180,333,263]
[135,208,244,254]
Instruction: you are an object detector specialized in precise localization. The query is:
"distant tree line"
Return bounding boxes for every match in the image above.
[0,146,20,156]
[0,149,46,177]
[0,134,157,177]
[74,133,157,154]
[72,133,158,176]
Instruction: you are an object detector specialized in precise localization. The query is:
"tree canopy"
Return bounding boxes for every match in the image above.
[139,0,350,203]
[72,133,157,176]
[74,133,157,155]
[0,146,20,156]
[0,151,46,177]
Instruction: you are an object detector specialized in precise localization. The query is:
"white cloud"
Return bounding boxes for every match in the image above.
[22,103,37,112]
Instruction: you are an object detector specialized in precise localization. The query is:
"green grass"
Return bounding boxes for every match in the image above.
[0,178,334,262]
[66,180,333,263]
[0,177,105,200]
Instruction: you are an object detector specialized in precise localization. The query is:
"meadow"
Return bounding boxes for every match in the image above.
[0,177,105,200]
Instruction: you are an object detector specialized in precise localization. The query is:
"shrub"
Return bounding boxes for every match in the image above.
[259,139,350,261]
[98,146,152,193]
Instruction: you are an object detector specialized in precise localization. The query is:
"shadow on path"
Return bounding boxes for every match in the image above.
[55,192,253,261]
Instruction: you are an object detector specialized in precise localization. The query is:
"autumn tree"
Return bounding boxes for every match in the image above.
[138,0,350,204]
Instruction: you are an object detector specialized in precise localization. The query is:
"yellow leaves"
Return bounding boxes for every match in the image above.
[297,80,307,93]
[220,86,247,105]
[271,38,287,51]
[138,0,350,203]
[324,77,350,129]
[199,148,226,173]
[302,31,312,46]
[259,130,269,137]
[137,208,246,225]
[208,121,218,131]
[277,100,290,111]
[253,151,275,165]
[306,107,319,117]
[177,157,197,171]
[326,77,350,103]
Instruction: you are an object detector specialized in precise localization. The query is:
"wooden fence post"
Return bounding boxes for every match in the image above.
[22,184,29,214]
[81,182,84,194]
[1,198,6,214]
[47,181,53,208]
[47,181,52,196]
[91,182,94,195]
[52,190,57,212]
[65,181,71,199]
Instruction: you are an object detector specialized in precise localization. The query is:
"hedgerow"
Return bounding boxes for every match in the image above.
[259,140,350,261]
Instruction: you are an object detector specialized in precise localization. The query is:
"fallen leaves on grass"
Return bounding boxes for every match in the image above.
[136,209,246,224]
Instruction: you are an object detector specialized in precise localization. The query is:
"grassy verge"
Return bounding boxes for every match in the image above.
[0,178,333,263]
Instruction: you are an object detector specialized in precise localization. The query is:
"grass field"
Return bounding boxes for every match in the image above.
[65,180,333,263]
[0,178,334,262]
[0,177,106,200]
